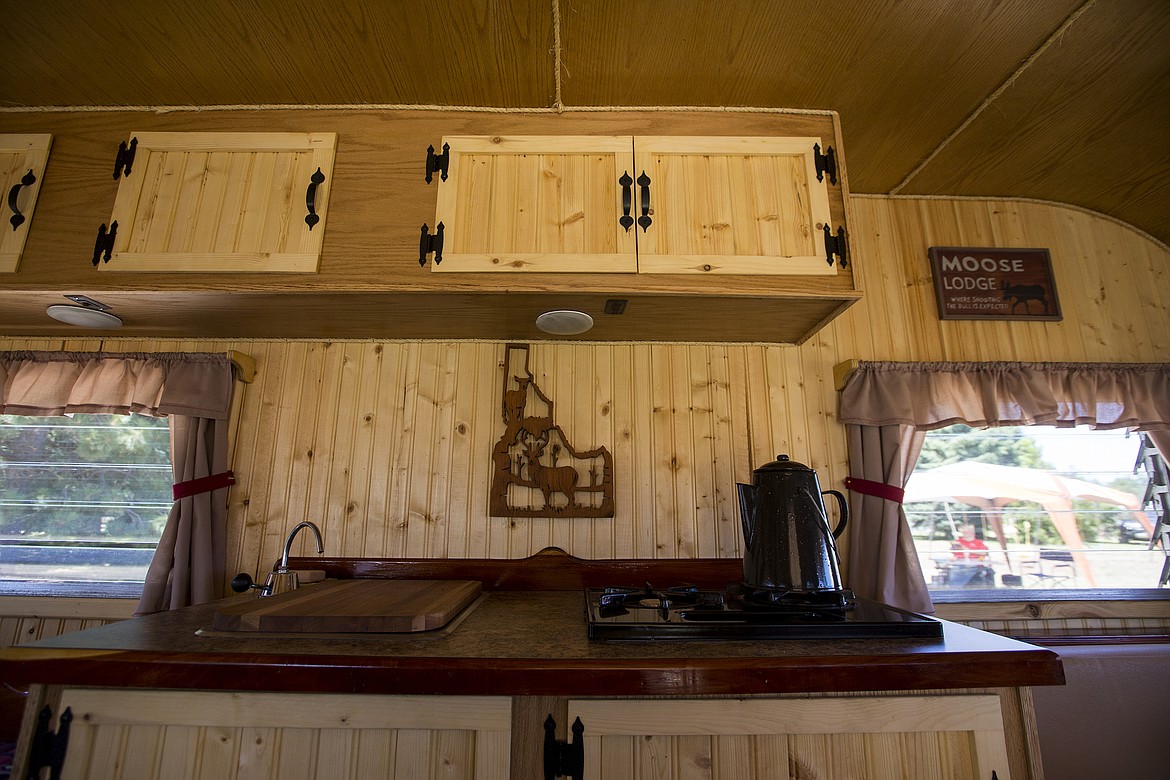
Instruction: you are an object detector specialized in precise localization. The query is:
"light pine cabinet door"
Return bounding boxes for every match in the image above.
[430,135,840,276]
[98,131,336,273]
[432,135,638,272]
[0,134,52,272]
[56,689,511,780]
[569,695,1011,780]
[633,136,837,275]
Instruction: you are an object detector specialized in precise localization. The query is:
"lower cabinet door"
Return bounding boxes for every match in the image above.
[55,689,511,780]
[568,695,1011,780]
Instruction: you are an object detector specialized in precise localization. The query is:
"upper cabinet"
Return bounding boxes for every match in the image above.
[429,135,842,276]
[96,132,336,273]
[0,134,52,272]
[433,136,637,273]
[0,109,860,343]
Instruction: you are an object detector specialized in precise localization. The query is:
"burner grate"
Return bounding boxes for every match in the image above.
[585,585,944,640]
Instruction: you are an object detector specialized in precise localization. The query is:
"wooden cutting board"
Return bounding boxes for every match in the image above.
[212,579,481,633]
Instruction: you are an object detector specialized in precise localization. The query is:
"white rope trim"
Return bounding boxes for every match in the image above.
[891,0,1100,194]
[1,337,813,349]
[552,0,564,112]
[0,103,836,116]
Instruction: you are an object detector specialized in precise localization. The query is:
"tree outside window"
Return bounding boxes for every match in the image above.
[0,414,171,585]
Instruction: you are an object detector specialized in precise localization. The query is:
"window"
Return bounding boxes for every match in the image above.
[0,413,171,592]
[906,425,1164,592]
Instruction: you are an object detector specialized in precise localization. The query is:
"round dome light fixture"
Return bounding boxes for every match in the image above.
[46,304,123,329]
[535,309,593,335]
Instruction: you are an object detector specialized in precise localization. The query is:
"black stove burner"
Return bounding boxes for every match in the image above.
[596,584,724,618]
[734,583,854,611]
[586,584,943,640]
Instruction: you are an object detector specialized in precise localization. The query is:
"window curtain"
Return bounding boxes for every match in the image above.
[0,351,235,614]
[838,362,1170,613]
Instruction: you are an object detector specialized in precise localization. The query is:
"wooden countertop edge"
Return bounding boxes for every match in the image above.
[0,646,1064,697]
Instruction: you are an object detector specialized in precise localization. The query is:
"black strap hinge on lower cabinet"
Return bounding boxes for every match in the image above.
[29,705,72,780]
[113,137,138,179]
[824,224,847,268]
[418,222,444,266]
[92,221,118,266]
[543,714,584,780]
[425,143,450,183]
[814,142,837,185]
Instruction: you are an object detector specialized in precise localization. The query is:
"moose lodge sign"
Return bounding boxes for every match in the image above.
[927,246,1062,321]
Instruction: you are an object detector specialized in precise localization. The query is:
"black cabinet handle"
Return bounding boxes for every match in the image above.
[637,171,652,232]
[7,169,35,231]
[304,167,325,230]
[619,171,634,232]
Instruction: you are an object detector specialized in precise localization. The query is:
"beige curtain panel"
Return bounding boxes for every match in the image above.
[839,361,1170,613]
[0,351,235,614]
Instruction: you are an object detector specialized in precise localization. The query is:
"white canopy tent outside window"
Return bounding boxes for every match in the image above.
[904,460,1150,587]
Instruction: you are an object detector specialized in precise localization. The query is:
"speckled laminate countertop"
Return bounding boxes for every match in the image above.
[0,588,1063,696]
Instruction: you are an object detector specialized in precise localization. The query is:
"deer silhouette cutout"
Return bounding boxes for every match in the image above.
[503,376,530,423]
[523,436,578,509]
[1002,280,1049,314]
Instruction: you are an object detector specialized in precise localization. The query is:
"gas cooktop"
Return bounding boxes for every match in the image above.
[585,584,943,641]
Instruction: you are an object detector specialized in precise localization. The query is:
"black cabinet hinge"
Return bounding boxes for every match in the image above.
[544,715,584,780]
[92,221,118,266]
[113,137,138,179]
[814,142,837,185]
[29,705,72,780]
[419,222,444,266]
[824,224,847,268]
[425,143,450,183]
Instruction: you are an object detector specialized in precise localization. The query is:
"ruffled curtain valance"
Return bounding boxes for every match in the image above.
[840,361,1170,431]
[0,351,232,419]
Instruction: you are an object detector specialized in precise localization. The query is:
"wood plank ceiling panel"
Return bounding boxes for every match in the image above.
[557,0,1083,194]
[897,0,1170,246]
[0,0,555,108]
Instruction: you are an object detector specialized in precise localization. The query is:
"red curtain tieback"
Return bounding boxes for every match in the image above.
[173,470,236,500]
[844,476,905,504]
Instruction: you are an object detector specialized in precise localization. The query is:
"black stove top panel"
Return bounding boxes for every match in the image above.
[585,585,943,640]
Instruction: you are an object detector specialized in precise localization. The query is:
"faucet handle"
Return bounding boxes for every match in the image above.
[231,572,268,595]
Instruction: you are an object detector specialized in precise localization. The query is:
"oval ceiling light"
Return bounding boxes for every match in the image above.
[535,309,594,335]
[46,304,123,329]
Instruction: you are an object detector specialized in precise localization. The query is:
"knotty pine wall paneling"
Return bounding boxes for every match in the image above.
[2,197,1167,582]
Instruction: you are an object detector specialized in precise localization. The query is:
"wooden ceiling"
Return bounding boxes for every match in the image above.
[4,0,1169,245]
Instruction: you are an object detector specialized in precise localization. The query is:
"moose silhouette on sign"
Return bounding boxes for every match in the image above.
[490,344,614,518]
[1002,280,1051,315]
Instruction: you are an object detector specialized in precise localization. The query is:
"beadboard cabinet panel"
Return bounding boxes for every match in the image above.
[634,135,838,275]
[433,135,637,272]
[570,696,1009,780]
[99,132,337,273]
[1,197,1167,575]
[55,690,511,780]
[0,134,52,272]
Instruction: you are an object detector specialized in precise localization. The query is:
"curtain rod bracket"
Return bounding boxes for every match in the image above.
[834,359,859,391]
[227,351,255,383]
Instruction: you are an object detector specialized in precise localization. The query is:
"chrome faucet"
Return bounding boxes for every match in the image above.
[278,520,325,573]
[232,521,326,597]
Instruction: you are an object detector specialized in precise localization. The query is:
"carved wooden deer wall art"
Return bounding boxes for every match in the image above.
[490,344,615,518]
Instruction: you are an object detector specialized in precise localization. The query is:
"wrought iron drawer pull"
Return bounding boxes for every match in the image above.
[7,169,36,231]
